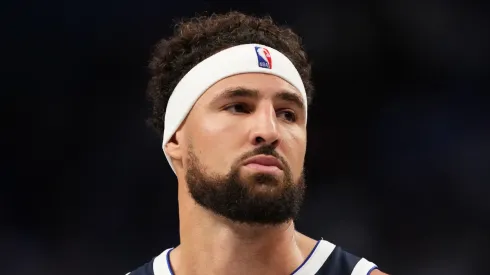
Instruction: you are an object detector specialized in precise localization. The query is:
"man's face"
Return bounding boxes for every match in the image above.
[180,73,307,225]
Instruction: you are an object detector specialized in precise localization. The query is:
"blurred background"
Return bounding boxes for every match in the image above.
[2,1,489,274]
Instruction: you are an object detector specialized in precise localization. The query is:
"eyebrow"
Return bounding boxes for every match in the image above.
[211,87,305,111]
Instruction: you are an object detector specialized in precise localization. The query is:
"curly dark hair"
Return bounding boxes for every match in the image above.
[146,11,314,137]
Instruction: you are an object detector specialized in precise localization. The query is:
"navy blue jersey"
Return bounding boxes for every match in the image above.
[126,240,378,275]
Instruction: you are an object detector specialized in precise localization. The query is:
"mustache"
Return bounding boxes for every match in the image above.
[251,145,280,158]
[243,144,279,159]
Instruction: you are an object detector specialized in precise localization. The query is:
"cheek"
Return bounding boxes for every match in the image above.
[188,115,246,173]
[283,131,307,174]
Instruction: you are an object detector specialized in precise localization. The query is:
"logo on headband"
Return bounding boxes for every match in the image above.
[255,46,272,69]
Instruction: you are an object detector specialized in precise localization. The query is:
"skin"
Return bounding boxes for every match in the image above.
[165,73,387,275]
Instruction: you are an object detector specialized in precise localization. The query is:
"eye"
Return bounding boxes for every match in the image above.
[224,103,251,114]
[277,110,297,122]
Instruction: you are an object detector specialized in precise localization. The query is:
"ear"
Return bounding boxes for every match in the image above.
[164,130,184,161]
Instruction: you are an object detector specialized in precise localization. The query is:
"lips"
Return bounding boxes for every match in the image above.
[243,155,284,170]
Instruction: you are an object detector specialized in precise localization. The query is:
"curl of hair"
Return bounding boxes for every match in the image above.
[146,11,314,137]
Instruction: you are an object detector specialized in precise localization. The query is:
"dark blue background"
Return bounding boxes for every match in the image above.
[3,1,489,274]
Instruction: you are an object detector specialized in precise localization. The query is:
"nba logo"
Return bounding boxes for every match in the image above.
[255,46,272,69]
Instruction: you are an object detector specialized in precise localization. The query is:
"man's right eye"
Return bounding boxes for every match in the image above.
[224,103,250,114]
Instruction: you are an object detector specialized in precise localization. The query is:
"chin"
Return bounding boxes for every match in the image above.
[240,171,283,186]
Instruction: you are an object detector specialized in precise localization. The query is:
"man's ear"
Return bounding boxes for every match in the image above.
[164,130,184,161]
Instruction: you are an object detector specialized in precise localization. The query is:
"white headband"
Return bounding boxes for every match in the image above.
[162,43,307,174]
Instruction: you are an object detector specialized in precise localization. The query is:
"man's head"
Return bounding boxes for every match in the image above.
[147,12,314,225]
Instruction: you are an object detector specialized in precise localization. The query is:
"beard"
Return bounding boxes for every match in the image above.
[185,144,306,225]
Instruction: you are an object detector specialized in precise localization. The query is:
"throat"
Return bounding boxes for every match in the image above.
[172,229,315,275]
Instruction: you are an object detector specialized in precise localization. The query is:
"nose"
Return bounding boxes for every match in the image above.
[249,104,281,148]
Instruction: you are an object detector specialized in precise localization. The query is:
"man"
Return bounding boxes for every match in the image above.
[127,11,387,275]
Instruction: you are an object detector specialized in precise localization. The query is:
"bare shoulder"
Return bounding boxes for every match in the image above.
[371,269,389,275]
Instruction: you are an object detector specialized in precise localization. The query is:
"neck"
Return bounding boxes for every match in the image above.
[171,179,316,275]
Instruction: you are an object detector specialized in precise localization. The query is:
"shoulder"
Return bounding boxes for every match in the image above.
[125,247,174,275]
[316,240,386,275]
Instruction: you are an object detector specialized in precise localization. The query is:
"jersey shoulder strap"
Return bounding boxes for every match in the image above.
[126,248,174,275]
[316,245,378,275]
[126,258,155,275]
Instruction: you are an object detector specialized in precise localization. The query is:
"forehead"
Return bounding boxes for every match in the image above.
[199,73,301,101]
